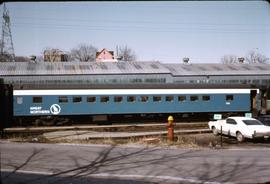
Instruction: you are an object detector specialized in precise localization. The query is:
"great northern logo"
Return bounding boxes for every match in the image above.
[50,104,61,115]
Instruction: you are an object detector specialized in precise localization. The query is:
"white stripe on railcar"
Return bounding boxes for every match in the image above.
[13,89,252,96]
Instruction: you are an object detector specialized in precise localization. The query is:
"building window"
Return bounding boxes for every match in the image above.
[127,96,136,102]
[153,96,162,102]
[178,96,186,102]
[73,96,82,103]
[87,96,96,103]
[166,96,174,102]
[59,96,68,103]
[17,97,23,104]
[101,96,110,103]
[226,95,234,101]
[202,95,210,101]
[114,96,123,103]
[33,96,42,103]
[190,95,199,101]
[140,96,149,102]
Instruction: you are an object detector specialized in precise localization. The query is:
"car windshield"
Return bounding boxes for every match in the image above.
[242,120,264,126]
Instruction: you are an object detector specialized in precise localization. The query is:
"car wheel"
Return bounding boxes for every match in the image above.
[212,127,219,136]
[236,132,245,142]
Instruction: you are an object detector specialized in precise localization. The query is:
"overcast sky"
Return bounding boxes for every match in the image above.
[1,1,270,63]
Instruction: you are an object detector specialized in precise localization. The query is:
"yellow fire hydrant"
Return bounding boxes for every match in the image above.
[167,115,174,141]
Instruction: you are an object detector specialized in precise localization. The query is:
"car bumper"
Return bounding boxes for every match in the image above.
[252,132,270,139]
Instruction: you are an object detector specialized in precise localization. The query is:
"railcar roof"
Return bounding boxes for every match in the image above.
[0,61,270,76]
[9,83,254,90]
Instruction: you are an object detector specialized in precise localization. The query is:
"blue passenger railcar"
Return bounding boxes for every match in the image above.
[13,89,252,117]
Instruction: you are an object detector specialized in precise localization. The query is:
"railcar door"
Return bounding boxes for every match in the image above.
[0,80,13,129]
[250,89,259,116]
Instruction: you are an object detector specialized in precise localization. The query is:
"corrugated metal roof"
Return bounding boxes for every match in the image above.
[0,61,171,76]
[164,63,270,76]
[0,61,269,76]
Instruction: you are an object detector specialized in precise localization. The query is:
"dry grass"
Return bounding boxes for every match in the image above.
[3,134,52,143]
[2,132,222,148]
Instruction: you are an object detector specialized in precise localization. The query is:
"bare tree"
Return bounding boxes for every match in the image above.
[0,39,3,53]
[0,53,10,62]
[117,45,136,61]
[221,55,238,64]
[70,44,97,62]
[245,50,269,64]
[35,55,44,62]
[43,47,66,62]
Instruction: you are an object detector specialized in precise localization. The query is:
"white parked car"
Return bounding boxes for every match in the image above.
[208,117,270,142]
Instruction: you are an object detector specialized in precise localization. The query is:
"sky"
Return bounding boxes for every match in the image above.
[0,1,270,63]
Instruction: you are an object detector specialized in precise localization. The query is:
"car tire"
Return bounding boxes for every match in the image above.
[236,132,245,142]
[212,127,219,136]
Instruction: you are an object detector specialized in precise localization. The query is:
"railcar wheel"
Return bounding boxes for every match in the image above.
[212,127,219,136]
[236,132,245,142]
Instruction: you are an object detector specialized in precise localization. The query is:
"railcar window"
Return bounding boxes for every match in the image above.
[127,96,136,102]
[73,96,82,103]
[178,96,186,102]
[33,96,42,103]
[166,96,174,102]
[114,96,123,103]
[87,96,96,103]
[101,96,110,103]
[190,95,199,101]
[140,96,149,102]
[17,97,23,104]
[153,96,162,102]
[202,95,210,101]
[226,95,234,101]
[59,96,68,103]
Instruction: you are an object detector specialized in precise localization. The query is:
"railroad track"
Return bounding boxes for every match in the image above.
[2,122,210,141]
[3,122,207,133]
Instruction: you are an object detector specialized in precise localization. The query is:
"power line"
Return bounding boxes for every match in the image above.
[12,16,270,27]
[8,15,270,34]
[9,21,270,34]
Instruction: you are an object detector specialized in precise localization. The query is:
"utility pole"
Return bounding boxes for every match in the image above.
[1,3,15,62]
